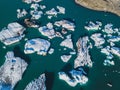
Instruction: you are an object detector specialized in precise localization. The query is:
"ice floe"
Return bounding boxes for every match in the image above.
[58,68,88,87]
[24,38,50,55]
[54,20,75,31]
[74,37,93,68]
[0,51,28,89]
[84,21,102,31]
[90,33,105,47]
[38,23,56,39]
[17,9,27,18]
[24,74,46,90]
[60,34,74,50]
[0,22,25,45]
[61,55,72,62]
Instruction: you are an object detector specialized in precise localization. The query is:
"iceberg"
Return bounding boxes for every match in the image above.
[46,8,58,16]
[57,6,65,14]
[24,74,46,90]
[24,38,50,55]
[0,51,28,89]
[30,10,43,20]
[111,47,120,57]
[60,35,74,50]
[58,68,88,87]
[103,59,115,66]
[17,9,27,18]
[40,5,46,10]
[31,3,39,10]
[90,33,105,47]
[38,23,56,39]
[23,0,42,4]
[74,37,93,68]
[0,22,26,45]
[107,36,120,42]
[61,55,72,62]
[48,48,54,54]
[54,20,75,31]
[102,24,114,34]
[84,21,102,31]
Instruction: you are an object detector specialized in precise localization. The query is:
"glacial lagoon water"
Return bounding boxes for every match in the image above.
[0,0,120,90]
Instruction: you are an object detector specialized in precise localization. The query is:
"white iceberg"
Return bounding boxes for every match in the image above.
[74,37,93,68]
[0,51,28,89]
[38,23,56,39]
[57,6,65,14]
[24,38,50,55]
[31,3,39,10]
[48,48,54,54]
[40,5,46,10]
[102,24,114,34]
[84,21,102,31]
[61,55,72,62]
[17,9,27,18]
[54,20,75,31]
[107,36,120,42]
[23,0,42,4]
[24,74,46,90]
[103,59,115,66]
[90,33,105,47]
[0,22,26,45]
[60,34,74,50]
[111,47,120,57]
[58,68,88,87]
[46,8,58,16]
[30,10,43,20]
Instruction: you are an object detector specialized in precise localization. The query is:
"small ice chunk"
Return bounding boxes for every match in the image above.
[61,55,72,62]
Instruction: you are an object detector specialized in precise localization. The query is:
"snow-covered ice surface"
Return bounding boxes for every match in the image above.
[74,37,93,68]
[24,74,46,90]
[58,68,88,87]
[60,35,74,50]
[24,38,50,55]
[54,20,75,31]
[38,23,56,39]
[0,51,28,90]
[0,22,25,45]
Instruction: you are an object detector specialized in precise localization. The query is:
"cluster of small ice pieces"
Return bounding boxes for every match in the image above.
[24,74,46,90]
[0,22,25,45]
[23,0,65,19]
[17,9,28,18]
[0,51,28,90]
[86,21,120,66]
[58,68,88,87]
[74,37,93,68]
[54,20,75,31]
[24,38,50,56]
[101,46,120,66]
[60,35,74,50]
[84,21,102,31]
[46,6,65,19]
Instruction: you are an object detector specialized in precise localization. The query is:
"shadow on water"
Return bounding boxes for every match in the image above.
[45,71,54,90]
[61,63,73,72]
[76,66,90,77]
[13,46,31,64]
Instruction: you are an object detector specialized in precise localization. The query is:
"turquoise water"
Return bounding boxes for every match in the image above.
[0,0,120,90]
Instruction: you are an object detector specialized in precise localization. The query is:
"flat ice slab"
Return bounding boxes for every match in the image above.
[24,38,50,56]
